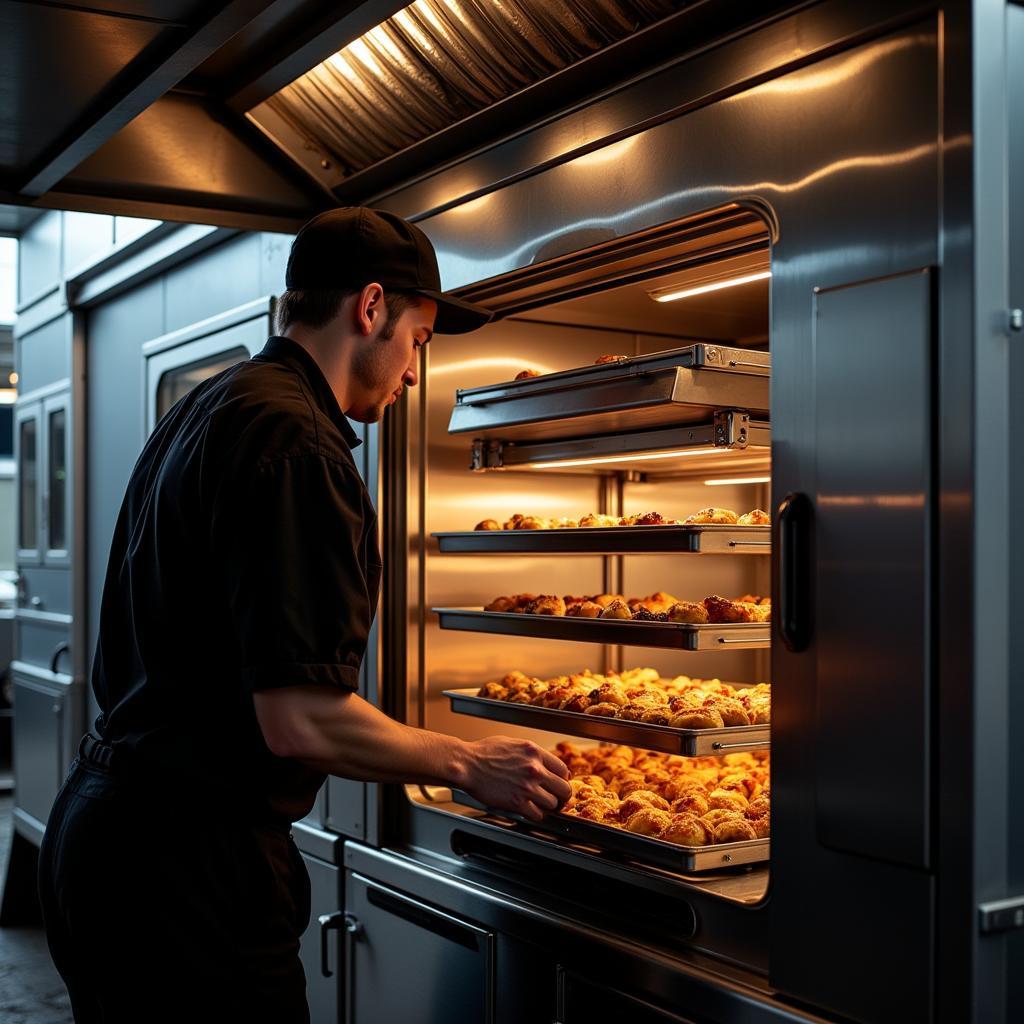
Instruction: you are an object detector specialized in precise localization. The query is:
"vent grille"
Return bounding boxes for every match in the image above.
[252,0,681,179]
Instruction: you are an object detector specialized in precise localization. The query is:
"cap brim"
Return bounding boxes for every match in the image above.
[416,290,493,334]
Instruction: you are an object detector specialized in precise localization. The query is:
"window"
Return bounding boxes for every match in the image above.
[18,417,36,550]
[47,407,66,551]
[156,346,249,421]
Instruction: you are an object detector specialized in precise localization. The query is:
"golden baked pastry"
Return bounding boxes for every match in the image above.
[590,593,624,608]
[594,354,627,364]
[525,595,566,616]
[685,507,739,525]
[670,791,711,817]
[710,697,752,727]
[474,518,501,531]
[713,819,758,843]
[701,808,744,828]
[669,707,725,730]
[583,702,620,717]
[737,509,770,526]
[708,788,749,813]
[514,369,541,380]
[599,599,633,620]
[484,595,518,613]
[703,595,755,623]
[667,601,709,623]
[617,791,670,820]
[623,808,672,836]
[662,813,713,847]
[566,601,603,618]
[575,797,619,823]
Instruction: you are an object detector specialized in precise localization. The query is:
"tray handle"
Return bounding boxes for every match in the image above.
[778,491,814,651]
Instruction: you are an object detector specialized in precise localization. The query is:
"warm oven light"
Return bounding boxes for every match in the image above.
[649,270,772,303]
[704,476,771,486]
[534,447,721,470]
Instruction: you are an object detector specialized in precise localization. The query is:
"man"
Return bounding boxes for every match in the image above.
[37,207,571,1023]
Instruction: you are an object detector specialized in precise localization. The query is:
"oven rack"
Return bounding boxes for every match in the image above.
[451,789,770,872]
[433,524,770,555]
[443,688,770,756]
[448,343,769,442]
[433,608,771,650]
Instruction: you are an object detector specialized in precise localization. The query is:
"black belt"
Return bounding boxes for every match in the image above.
[78,733,121,771]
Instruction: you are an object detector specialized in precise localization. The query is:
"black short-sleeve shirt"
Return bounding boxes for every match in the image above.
[91,337,381,823]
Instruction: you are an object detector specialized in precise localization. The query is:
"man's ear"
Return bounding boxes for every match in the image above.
[353,283,385,336]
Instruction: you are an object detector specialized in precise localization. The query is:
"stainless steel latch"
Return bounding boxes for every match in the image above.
[978,896,1024,934]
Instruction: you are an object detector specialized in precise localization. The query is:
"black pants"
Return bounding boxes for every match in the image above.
[37,757,312,1024]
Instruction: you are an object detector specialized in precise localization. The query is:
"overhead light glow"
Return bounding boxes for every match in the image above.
[534,447,721,470]
[0,389,17,405]
[704,476,771,486]
[650,270,772,303]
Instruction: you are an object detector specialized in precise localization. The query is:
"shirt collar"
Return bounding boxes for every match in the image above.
[258,336,362,450]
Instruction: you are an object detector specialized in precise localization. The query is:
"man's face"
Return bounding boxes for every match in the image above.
[348,297,436,422]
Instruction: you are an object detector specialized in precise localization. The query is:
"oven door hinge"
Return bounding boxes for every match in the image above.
[714,410,750,448]
[979,896,1024,934]
[471,439,506,470]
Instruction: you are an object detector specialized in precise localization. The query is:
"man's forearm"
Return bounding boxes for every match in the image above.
[258,685,472,787]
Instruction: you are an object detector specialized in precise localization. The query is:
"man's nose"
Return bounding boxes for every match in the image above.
[403,363,418,388]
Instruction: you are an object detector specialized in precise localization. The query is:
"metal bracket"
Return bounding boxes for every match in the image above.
[979,896,1024,934]
[471,439,507,470]
[470,439,489,471]
[1010,308,1023,332]
[714,410,750,448]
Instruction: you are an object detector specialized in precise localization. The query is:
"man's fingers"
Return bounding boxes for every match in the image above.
[540,773,573,805]
[531,787,559,812]
[519,799,545,823]
[540,750,571,780]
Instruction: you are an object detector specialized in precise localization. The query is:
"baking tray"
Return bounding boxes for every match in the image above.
[443,688,770,756]
[448,344,770,442]
[433,608,771,650]
[451,789,770,872]
[433,524,770,555]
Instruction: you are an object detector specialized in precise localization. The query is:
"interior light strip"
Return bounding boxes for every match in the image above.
[534,447,721,470]
[650,270,772,303]
[703,476,771,486]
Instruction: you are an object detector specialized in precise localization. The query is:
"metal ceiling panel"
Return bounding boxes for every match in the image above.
[247,0,679,180]
[0,3,166,177]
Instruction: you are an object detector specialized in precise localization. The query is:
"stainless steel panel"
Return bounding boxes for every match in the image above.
[16,212,61,310]
[444,689,769,757]
[16,619,69,670]
[298,852,341,1024]
[347,873,494,1024]
[16,314,70,396]
[434,524,770,555]
[17,567,71,616]
[813,270,931,868]
[61,212,114,277]
[434,609,770,651]
[12,676,63,825]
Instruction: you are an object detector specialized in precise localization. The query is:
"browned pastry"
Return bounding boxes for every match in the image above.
[737,593,772,606]
[583,702,621,717]
[632,511,677,526]
[662,813,713,847]
[711,697,752,727]
[608,769,647,796]
[474,518,501,531]
[594,354,627,364]
[703,595,755,623]
[718,773,760,800]
[588,682,629,706]
[713,819,758,844]
[639,707,673,726]
[617,791,670,820]
[600,599,633,620]
[623,808,672,836]
[663,776,709,802]
[514,369,541,380]
[590,593,624,609]
[701,808,744,828]
[669,707,725,730]
[566,600,603,618]
[667,601,709,623]
[478,681,509,700]
[748,812,771,839]
[629,591,679,614]
[685,507,739,525]
[745,796,771,819]
[575,798,620,823]
[525,595,566,616]
[578,513,620,528]
[503,514,525,530]
[670,791,711,817]
[484,595,518,613]
[515,515,548,530]
[560,693,592,714]
[737,509,770,526]
[708,788,749,813]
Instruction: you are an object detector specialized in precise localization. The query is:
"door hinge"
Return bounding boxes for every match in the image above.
[714,410,750,448]
[979,896,1024,934]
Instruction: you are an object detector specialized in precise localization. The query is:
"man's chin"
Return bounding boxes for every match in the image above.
[346,403,388,424]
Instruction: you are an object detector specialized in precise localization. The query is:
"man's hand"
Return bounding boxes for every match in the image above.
[458,736,572,822]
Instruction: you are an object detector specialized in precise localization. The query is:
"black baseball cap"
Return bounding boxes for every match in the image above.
[285,206,492,335]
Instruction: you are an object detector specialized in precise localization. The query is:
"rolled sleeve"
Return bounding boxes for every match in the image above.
[214,453,377,693]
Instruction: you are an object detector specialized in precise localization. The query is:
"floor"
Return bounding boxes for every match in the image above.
[0,793,74,1024]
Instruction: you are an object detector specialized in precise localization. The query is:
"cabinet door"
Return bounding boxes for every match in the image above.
[12,673,63,828]
[299,852,342,1024]
[41,392,70,567]
[346,873,494,1024]
[14,402,41,564]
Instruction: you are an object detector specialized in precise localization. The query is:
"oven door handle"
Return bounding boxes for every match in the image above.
[778,491,813,652]
[318,911,359,977]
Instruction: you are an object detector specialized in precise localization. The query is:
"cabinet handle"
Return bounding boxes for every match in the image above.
[318,911,351,978]
[50,641,70,675]
[778,492,814,651]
